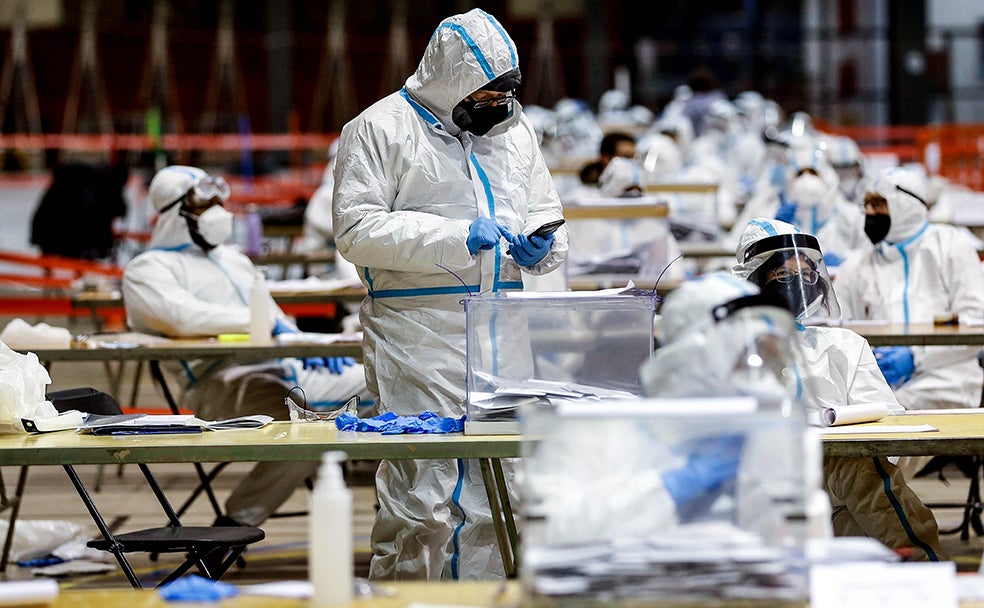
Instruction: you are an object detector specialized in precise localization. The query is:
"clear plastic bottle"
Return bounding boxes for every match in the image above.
[309,452,352,606]
[245,204,263,257]
[248,268,272,344]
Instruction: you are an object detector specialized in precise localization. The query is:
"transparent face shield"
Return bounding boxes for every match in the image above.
[710,295,806,417]
[741,234,841,325]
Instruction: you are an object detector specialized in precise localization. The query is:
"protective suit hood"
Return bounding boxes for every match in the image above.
[147,165,208,250]
[404,9,522,136]
[869,167,928,244]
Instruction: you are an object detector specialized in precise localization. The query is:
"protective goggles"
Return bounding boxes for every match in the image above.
[159,175,231,213]
[767,267,819,285]
[285,386,360,423]
[469,91,516,109]
[185,175,231,209]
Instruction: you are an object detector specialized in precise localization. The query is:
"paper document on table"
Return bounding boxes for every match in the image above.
[821,424,937,435]
[268,277,362,292]
[275,332,362,345]
[815,403,889,427]
[77,413,273,435]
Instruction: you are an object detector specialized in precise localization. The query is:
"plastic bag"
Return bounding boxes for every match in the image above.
[0,341,56,434]
[0,519,82,562]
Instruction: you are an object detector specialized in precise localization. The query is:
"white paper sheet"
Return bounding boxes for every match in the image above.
[821,424,937,435]
[810,562,956,608]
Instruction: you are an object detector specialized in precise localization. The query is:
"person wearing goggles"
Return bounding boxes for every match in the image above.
[332,8,567,581]
[733,217,947,561]
[123,165,372,536]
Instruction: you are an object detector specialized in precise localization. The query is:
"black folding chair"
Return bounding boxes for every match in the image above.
[47,387,264,588]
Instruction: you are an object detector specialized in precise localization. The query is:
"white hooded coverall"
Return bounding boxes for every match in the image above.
[332,10,568,580]
[124,165,370,526]
[733,218,946,560]
[836,168,984,410]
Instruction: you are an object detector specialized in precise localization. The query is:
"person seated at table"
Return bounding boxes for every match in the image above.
[732,217,947,561]
[577,131,637,186]
[122,165,372,529]
[836,167,984,412]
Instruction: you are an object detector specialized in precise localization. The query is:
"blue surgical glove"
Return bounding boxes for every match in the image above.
[467,218,506,255]
[509,233,554,267]
[775,200,797,224]
[661,435,744,511]
[873,346,915,388]
[822,252,843,267]
[272,318,296,336]
[303,356,356,374]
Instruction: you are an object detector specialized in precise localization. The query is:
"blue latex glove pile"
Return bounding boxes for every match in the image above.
[661,434,745,511]
[335,411,465,435]
[158,574,238,602]
[873,346,915,389]
[272,319,355,375]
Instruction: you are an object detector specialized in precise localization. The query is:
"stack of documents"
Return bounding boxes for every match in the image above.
[526,523,805,602]
[23,413,273,435]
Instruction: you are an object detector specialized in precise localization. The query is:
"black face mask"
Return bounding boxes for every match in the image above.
[864,213,891,245]
[760,279,823,319]
[452,100,511,136]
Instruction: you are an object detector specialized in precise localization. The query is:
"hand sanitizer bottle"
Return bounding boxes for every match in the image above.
[310,451,353,606]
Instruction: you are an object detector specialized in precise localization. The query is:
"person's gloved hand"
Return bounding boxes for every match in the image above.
[822,252,843,267]
[661,435,744,511]
[272,318,296,336]
[467,218,506,255]
[775,200,797,224]
[509,233,554,267]
[303,356,356,374]
[873,346,915,388]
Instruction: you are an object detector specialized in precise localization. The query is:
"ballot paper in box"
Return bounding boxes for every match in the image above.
[463,292,658,435]
[519,398,812,605]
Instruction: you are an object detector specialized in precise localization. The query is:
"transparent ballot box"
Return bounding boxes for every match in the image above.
[519,399,810,605]
[463,292,658,435]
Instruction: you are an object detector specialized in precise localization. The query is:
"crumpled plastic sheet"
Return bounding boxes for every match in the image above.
[334,411,465,434]
[158,574,239,602]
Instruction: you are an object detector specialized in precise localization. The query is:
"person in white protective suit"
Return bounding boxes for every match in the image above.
[733,218,947,560]
[730,142,867,269]
[823,134,866,205]
[565,157,685,282]
[123,165,371,528]
[835,167,984,413]
[640,271,832,544]
[331,9,568,580]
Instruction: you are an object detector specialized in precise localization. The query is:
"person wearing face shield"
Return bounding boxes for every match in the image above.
[733,218,947,561]
[123,165,372,529]
[331,9,567,580]
[640,272,832,545]
[835,167,984,416]
[730,143,867,269]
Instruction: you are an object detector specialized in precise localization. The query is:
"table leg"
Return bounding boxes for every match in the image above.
[0,466,29,571]
[479,458,516,578]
